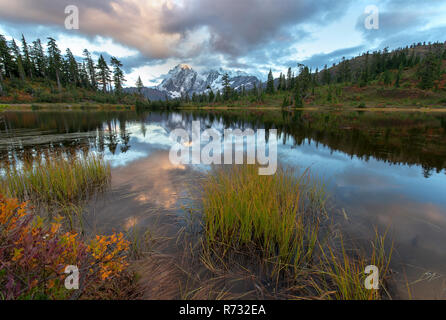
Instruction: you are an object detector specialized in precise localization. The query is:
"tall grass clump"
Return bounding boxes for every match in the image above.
[0,154,111,207]
[199,165,393,300]
[201,165,325,275]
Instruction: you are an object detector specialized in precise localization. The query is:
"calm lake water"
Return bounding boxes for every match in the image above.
[1,109,446,299]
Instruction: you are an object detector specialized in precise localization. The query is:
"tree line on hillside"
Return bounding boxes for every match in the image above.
[180,41,446,107]
[0,34,148,103]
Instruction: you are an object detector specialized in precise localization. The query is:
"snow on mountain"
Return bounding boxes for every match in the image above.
[155,64,260,99]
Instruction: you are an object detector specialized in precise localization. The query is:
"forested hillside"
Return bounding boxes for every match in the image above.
[0,34,145,104]
[1,35,445,108]
[179,42,446,108]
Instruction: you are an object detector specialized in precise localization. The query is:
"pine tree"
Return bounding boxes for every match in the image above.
[21,34,33,79]
[110,57,125,94]
[83,49,97,89]
[0,34,14,79]
[64,48,79,86]
[417,52,440,90]
[11,39,25,81]
[135,76,144,95]
[31,39,46,78]
[297,64,311,95]
[47,37,62,91]
[222,73,231,101]
[96,54,111,93]
[266,69,274,94]
[360,52,370,87]
[286,67,292,90]
[294,81,303,107]
[78,61,90,88]
[280,73,286,91]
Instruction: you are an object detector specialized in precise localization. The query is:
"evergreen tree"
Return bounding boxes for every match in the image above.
[31,39,46,78]
[96,54,111,93]
[281,73,286,91]
[21,34,33,78]
[286,67,292,90]
[83,49,97,89]
[78,61,90,88]
[11,39,25,81]
[64,48,79,86]
[0,34,14,79]
[294,81,303,107]
[360,53,370,87]
[297,64,311,95]
[277,72,283,90]
[417,52,440,89]
[266,69,275,94]
[110,56,125,94]
[135,76,144,95]
[222,73,231,101]
[47,37,63,91]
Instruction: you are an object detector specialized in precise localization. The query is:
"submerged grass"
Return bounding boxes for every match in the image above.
[198,165,393,300]
[314,231,393,300]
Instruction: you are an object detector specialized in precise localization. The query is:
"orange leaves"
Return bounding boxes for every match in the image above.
[88,233,130,281]
[0,195,28,232]
[0,195,131,299]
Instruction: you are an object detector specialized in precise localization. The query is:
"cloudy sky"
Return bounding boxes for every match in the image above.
[0,0,445,86]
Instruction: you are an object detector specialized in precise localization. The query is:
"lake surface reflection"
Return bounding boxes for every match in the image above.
[1,109,446,298]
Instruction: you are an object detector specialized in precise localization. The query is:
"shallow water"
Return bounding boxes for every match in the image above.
[1,109,446,299]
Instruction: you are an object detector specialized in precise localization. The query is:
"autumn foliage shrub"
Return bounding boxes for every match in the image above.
[0,195,130,300]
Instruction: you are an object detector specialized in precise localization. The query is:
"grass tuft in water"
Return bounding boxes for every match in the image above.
[199,165,393,300]
[0,154,111,207]
[201,165,325,274]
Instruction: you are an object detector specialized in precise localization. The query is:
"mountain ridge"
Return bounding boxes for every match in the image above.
[126,64,260,101]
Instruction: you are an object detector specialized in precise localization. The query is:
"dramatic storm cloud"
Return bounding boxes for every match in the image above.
[160,0,351,58]
[0,0,445,83]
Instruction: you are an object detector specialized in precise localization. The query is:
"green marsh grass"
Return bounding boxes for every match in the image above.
[198,165,393,300]
[0,153,110,210]
[201,165,326,275]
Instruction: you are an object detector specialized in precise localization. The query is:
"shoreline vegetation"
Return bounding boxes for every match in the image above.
[2,102,446,113]
[0,154,394,300]
[0,155,137,300]
[0,36,445,112]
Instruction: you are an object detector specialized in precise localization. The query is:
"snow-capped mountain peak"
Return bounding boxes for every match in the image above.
[155,65,259,99]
